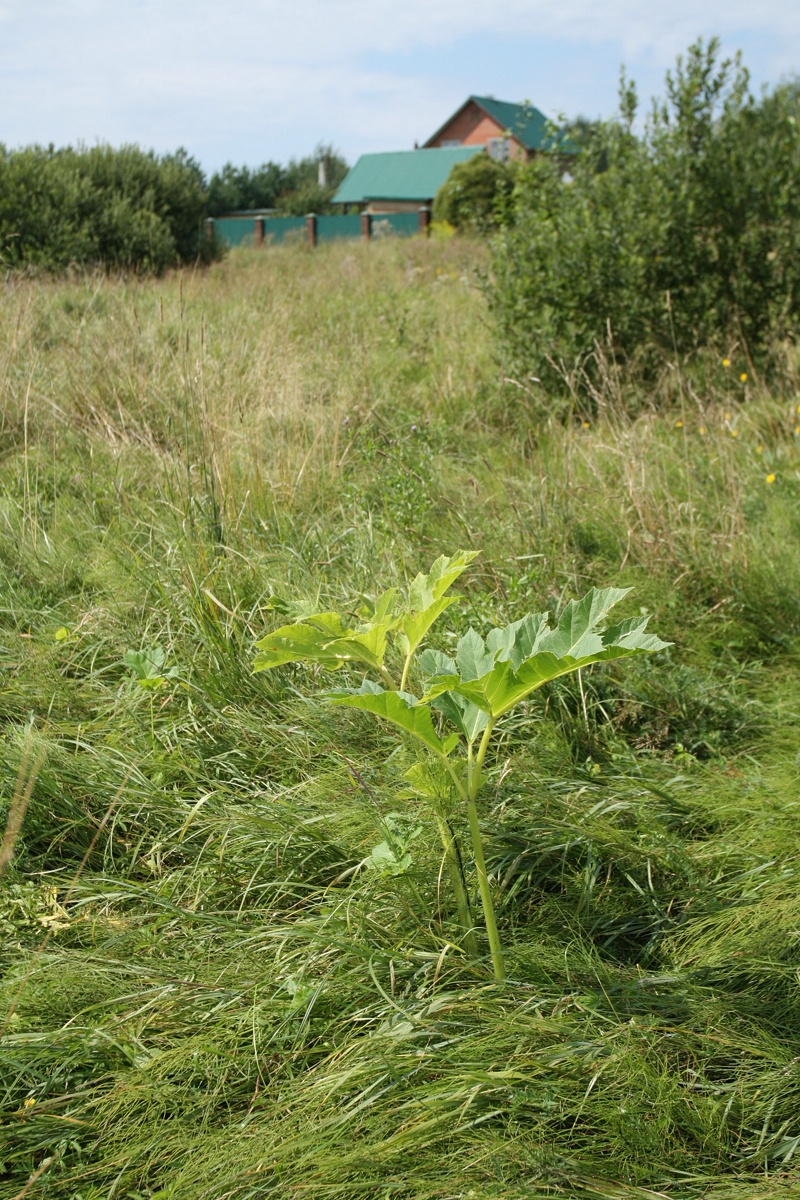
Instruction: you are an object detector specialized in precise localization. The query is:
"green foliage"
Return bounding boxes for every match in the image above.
[4,243,800,1198]
[123,647,178,689]
[255,554,667,979]
[207,143,348,216]
[206,160,285,213]
[490,39,800,396]
[0,143,213,273]
[433,151,515,231]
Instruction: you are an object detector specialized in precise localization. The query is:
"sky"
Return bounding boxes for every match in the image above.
[1,1,798,175]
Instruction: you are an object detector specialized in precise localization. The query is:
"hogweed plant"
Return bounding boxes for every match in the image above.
[253,552,668,981]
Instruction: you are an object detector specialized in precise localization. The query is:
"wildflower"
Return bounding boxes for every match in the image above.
[23,1097,36,1110]
[699,425,707,435]
[722,358,731,368]
[582,420,590,429]
[724,411,731,421]
[740,373,748,383]
[731,428,739,438]
[766,473,776,484]
[756,444,764,454]
[795,426,800,436]
[410,424,417,433]
[674,419,684,429]
[796,404,800,414]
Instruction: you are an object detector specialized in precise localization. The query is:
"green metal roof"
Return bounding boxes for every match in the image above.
[333,146,482,205]
[472,95,550,150]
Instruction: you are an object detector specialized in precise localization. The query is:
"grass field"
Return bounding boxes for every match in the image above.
[3,238,800,1199]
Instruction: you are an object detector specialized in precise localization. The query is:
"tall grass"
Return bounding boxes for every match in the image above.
[2,239,800,1198]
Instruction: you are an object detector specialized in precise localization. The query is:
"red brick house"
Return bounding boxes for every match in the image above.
[424,94,554,163]
[333,95,573,212]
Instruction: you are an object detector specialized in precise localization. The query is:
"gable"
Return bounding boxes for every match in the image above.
[424,95,573,154]
[425,98,505,149]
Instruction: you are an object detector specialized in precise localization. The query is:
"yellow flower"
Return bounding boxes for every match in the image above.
[582,420,590,429]
[756,444,764,454]
[699,425,707,435]
[766,473,776,484]
[23,1097,36,1109]
[674,419,684,429]
[724,411,731,420]
[796,403,800,414]
[722,358,731,367]
[740,373,748,383]
[795,426,800,436]
[731,428,739,438]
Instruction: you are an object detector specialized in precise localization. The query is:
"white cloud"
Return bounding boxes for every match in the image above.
[1,1,797,166]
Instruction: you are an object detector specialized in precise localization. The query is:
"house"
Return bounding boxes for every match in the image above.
[424,94,557,162]
[333,95,568,213]
[332,146,482,213]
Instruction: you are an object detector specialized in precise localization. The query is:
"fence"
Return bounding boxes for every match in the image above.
[207,208,431,249]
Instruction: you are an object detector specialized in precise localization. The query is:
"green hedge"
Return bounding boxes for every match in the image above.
[0,144,213,273]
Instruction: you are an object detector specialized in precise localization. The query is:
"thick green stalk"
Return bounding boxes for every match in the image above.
[434,814,478,957]
[467,720,505,982]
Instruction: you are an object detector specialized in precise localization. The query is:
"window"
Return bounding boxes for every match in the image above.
[487,137,510,163]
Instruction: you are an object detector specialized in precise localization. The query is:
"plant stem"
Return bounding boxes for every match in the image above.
[440,733,505,979]
[465,794,505,981]
[467,719,506,982]
[379,666,397,690]
[434,815,478,957]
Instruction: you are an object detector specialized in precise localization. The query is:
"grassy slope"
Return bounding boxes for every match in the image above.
[2,240,800,1198]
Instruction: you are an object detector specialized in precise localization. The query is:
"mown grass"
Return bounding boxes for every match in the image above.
[2,238,800,1199]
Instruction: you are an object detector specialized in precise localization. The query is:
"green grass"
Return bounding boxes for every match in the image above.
[3,239,800,1198]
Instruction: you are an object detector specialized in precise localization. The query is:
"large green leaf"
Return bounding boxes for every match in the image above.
[254,608,396,674]
[408,550,478,611]
[328,680,459,756]
[400,550,478,657]
[455,629,495,681]
[422,588,670,719]
[253,618,350,672]
[486,613,549,670]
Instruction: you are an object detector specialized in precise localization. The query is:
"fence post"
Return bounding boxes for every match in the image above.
[205,217,214,243]
[418,206,432,236]
[254,216,265,247]
[360,211,372,241]
[306,213,318,248]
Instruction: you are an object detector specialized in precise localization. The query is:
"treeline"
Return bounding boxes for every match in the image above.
[207,144,348,216]
[0,141,348,274]
[447,40,800,397]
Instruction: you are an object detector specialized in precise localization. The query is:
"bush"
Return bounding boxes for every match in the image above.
[0,144,212,274]
[489,40,800,396]
[433,151,515,231]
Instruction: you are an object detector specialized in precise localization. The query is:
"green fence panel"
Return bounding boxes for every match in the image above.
[373,212,420,237]
[316,214,362,242]
[211,211,423,248]
[262,217,307,245]
[213,217,258,247]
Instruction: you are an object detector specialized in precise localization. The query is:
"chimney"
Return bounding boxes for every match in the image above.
[318,158,327,187]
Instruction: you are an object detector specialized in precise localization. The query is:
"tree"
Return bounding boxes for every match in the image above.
[433,152,515,231]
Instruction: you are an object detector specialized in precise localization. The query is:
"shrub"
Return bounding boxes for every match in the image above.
[0,143,212,274]
[489,40,800,396]
[433,151,515,231]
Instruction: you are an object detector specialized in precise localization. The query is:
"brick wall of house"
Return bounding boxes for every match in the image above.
[426,101,528,160]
